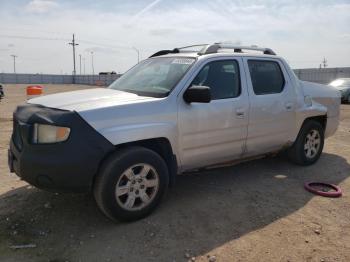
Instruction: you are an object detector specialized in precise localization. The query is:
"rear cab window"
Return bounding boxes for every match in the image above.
[248,60,285,95]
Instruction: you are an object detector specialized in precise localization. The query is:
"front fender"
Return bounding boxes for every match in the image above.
[76,96,179,158]
[98,122,178,153]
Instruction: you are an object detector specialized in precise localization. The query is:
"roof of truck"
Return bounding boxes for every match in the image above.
[149,43,281,60]
[156,52,283,59]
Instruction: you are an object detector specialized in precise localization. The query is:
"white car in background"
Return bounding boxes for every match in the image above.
[329,78,350,103]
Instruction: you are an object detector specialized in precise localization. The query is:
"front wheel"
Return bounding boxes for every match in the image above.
[94,147,169,222]
[288,120,324,166]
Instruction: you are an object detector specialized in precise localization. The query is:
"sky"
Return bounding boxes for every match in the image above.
[0,0,349,74]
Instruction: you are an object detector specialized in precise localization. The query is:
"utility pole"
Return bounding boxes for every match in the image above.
[79,54,82,75]
[68,34,79,81]
[91,51,95,75]
[132,46,140,63]
[322,57,327,68]
[83,57,86,75]
[10,54,17,73]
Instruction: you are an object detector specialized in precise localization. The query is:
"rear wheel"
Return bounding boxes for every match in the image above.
[288,120,324,166]
[94,146,169,222]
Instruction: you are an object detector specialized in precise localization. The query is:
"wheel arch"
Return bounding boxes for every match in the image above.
[94,137,178,188]
[301,115,327,131]
[293,114,327,143]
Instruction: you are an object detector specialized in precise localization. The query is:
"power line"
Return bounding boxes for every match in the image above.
[79,39,130,50]
[0,34,70,41]
[0,34,131,50]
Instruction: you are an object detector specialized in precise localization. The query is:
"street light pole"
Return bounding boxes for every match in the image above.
[83,57,85,75]
[83,57,86,75]
[132,46,140,63]
[10,54,17,73]
[79,54,82,75]
[91,51,95,75]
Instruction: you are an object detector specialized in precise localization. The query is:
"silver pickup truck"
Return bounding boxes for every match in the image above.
[8,44,340,221]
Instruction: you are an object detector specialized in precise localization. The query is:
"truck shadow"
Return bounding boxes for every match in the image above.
[0,152,349,261]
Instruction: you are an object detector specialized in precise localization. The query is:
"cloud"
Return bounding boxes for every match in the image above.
[0,0,349,73]
[148,28,175,36]
[130,0,163,22]
[338,33,350,39]
[25,0,58,14]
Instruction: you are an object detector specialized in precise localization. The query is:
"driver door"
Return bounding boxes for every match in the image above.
[178,58,249,170]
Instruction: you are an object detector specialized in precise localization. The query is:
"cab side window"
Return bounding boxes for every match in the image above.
[191,60,241,100]
[248,60,285,95]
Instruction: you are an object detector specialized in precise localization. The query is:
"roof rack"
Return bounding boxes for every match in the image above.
[198,43,276,55]
[149,44,208,58]
[149,43,276,58]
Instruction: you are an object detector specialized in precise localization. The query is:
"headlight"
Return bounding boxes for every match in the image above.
[32,123,70,144]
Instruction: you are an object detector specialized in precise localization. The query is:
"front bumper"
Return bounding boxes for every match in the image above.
[8,104,114,192]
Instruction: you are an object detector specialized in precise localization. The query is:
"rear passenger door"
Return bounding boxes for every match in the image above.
[243,58,296,156]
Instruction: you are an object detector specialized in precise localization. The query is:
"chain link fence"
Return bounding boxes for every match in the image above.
[1,67,350,86]
[0,74,120,86]
[294,67,350,84]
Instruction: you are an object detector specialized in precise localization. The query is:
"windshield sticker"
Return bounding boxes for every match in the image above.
[171,58,194,65]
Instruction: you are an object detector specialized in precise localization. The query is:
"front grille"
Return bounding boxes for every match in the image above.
[12,118,23,151]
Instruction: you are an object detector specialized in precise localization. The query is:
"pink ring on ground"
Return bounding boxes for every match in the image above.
[304,182,342,198]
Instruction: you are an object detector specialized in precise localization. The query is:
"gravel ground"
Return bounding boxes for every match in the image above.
[0,84,350,262]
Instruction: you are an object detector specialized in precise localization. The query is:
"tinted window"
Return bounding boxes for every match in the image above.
[248,60,285,95]
[191,60,241,100]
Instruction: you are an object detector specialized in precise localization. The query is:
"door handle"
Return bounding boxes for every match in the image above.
[235,109,245,118]
[285,102,293,111]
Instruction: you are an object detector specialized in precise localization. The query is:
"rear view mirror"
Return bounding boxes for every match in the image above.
[183,85,211,103]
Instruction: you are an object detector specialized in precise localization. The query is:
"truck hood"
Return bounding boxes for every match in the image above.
[28,88,159,112]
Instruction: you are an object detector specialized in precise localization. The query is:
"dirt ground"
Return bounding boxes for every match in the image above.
[0,84,349,262]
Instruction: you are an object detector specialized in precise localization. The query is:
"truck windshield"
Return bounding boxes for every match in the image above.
[109,57,195,97]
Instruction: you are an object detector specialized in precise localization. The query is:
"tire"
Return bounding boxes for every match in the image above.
[288,120,324,166]
[94,146,169,222]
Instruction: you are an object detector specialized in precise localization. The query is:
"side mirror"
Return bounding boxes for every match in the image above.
[183,85,211,103]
